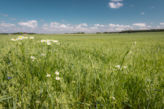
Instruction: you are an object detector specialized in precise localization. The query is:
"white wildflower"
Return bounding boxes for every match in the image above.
[11,38,17,41]
[52,40,58,43]
[41,39,59,45]
[123,66,127,69]
[17,36,24,40]
[111,96,116,100]
[30,56,36,61]
[47,42,51,45]
[46,74,51,77]
[23,37,28,39]
[29,36,34,39]
[56,77,60,80]
[41,40,47,43]
[55,71,59,75]
[115,65,121,69]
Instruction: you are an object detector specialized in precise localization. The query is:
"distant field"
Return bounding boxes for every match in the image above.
[0,32,164,108]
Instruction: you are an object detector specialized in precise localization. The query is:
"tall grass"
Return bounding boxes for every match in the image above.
[0,32,164,109]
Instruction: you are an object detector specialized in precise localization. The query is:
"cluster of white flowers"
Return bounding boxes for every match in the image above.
[115,65,127,69]
[115,65,121,69]
[46,71,60,81]
[55,71,60,80]
[55,71,59,75]
[41,40,59,45]
[123,66,127,69]
[11,36,34,41]
[30,56,36,61]
[46,73,51,77]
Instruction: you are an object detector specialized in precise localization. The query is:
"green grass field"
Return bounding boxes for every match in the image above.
[0,32,164,109]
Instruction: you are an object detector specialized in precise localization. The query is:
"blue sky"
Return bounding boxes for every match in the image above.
[0,0,164,33]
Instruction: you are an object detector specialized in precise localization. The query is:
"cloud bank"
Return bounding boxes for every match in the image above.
[0,20,163,33]
[18,20,38,28]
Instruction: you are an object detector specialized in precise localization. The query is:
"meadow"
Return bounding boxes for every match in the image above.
[0,32,164,109]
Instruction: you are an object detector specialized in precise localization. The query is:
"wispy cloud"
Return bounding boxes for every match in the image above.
[160,22,164,26]
[109,24,131,31]
[109,0,123,9]
[0,22,16,33]
[0,22,15,27]
[133,23,146,27]
[111,0,123,2]
[18,20,38,28]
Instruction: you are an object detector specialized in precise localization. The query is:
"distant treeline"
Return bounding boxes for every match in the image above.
[119,29,164,33]
[66,29,164,34]
[96,29,164,34]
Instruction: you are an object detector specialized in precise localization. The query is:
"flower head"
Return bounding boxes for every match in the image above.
[123,66,127,69]
[23,37,28,39]
[46,73,51,77]
[30,56,36,61]
[52,40,58,43]
[115,65,121,69]
[56,77,60,80]
[47,42,51,45]
[7,77,12,80]
[17,36,24,40]
[41,40,47,43]
[41,39,59,45]
[29,37,34,39]
[11,38,17,41]
[111,96,116,100]
[55,71,59,75]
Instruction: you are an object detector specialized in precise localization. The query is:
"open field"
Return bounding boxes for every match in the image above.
[0,32,164,108]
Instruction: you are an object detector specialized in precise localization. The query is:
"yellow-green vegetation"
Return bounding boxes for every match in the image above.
[0,32,164,109]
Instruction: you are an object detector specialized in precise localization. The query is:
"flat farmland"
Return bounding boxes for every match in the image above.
[0,32,164,108]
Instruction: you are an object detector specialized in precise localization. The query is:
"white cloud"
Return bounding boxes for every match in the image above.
[109,0,123,9]
[77,23,88,27]
[109,24,131,31]
[75,23,88,31]
[109,2,123,8]
[132,23,153,30]
[160,23,164,26]
[18,20,38,28]
[111,0,123,2]
[0,23,15,27]
[94,24,105,28]
[42,22,89,33]
[0,23,16,33]
[41,22,134,33]
[133,23,146,27]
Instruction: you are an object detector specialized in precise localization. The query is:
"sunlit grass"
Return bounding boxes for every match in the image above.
[0,32,164,108]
